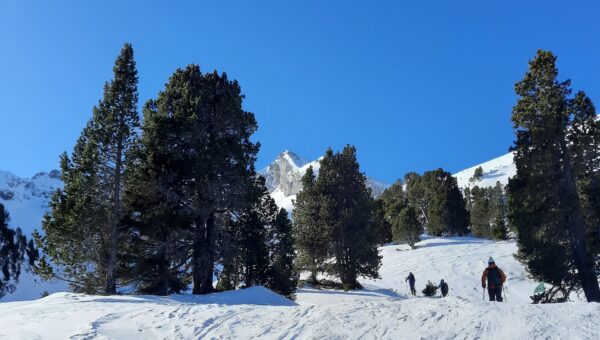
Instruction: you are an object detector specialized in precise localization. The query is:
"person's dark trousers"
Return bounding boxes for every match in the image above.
[488,286,503,302]
[410,283,416,295]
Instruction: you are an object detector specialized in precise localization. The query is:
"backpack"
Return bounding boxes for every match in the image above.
[487,267,501,287]
[441,282,448,295]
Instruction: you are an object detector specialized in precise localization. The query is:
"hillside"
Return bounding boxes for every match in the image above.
[0,151,519,301]
[1,237,598,339]
[453,152,516,190]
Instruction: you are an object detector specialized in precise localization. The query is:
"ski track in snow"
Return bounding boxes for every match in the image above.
[2,237,600,339]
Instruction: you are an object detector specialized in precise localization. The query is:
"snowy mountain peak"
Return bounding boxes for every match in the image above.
[260,151,388,212]
[279,150,310,169]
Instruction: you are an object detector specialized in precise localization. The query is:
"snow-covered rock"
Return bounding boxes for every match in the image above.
[1,237,598,339]
[260,151,388,211]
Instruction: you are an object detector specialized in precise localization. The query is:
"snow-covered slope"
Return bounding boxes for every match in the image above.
[453,152,516,189]
[0,170,67,301]
[260,151,388,211]
[1,237,598,339]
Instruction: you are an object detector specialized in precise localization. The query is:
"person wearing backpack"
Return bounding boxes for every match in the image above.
[438,279,449,297]
[481,257,506,302]
[406,272,416,296]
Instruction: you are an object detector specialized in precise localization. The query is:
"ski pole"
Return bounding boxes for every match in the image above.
[503,286,507,302]
[482,287,485,301]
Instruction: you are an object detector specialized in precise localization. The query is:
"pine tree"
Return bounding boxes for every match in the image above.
[490,182,508,240]
[0,204,32,299]
[36,43,139,294]
[267,208,298,299]
[508,50,600,302]
[378,180,406,244]
[293,166,329,284]
[471,166,484,182]
[418,169,469,236]
[370,199,392,245]
[130,65,259,295]
[238,177,274,287]
[392,207,422,249]
[469,186,491,237]
[568,91,600,269]
[317,146,381,289]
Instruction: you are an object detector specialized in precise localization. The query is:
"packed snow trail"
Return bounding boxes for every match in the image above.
[1,237,599,339]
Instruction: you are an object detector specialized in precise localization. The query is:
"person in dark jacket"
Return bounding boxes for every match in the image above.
[438,279,449,297]
[406,272,416,296]
[481,257,506,302]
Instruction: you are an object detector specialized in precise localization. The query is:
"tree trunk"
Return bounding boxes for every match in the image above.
[105,139,123,295]
[192,212,215,294]
[563,158,600,302]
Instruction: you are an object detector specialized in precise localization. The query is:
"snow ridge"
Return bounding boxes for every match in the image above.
[453,152,516,190]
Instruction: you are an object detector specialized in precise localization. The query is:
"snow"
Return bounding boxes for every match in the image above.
[2,236,599,339]
[270,187,296,213]
[453,152,516,189]
[0,170,67,301]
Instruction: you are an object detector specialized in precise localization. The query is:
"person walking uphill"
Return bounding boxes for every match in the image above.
[438,279,449,297]
[481,257,506,302]
[406,272,416,296]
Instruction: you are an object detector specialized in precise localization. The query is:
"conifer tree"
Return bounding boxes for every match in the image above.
[392,207,422,249]
[36,43,139,294]
[293,166,329,284]
[469,186,491,237]
[490,182,508,240]
[267,208,298,298]
[378,180,406,244]
[317,146,381,289]
[0,204,32,299]
[418,169,469,236]
[508,50,600,302]
[568,91,600,267]
[130,65,259,295]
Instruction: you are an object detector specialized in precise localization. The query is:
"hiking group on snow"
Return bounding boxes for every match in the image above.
[404,257,507,302]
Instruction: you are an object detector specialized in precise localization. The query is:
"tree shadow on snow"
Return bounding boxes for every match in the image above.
[298,285,405,300]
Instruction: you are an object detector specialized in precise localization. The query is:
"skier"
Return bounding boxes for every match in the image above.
[438,279,449,297]
[406,272,416,296]
[481,257,506,302]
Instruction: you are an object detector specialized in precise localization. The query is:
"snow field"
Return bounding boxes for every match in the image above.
[1,237,599,339]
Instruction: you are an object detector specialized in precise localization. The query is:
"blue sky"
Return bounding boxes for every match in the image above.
[1,1,599,183]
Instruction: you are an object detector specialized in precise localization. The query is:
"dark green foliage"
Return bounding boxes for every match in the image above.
[471,166,484,182]
[508,50,600,302]
[422,281,438,297]
[317,146,381,290]
[378,180,406,244]
[125,65,259,295]
[568,91,600,272]
[392,207,422,249]
[292,166,330,284]
[370,199,392,245]
[468,186,490,237]
[294,147,381,290]
[0,204,31,299]
[268,208,298,298]
[466,183,508,240]
[405,169,469,236]
[36,43,140,294]
[216,177,297,298]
